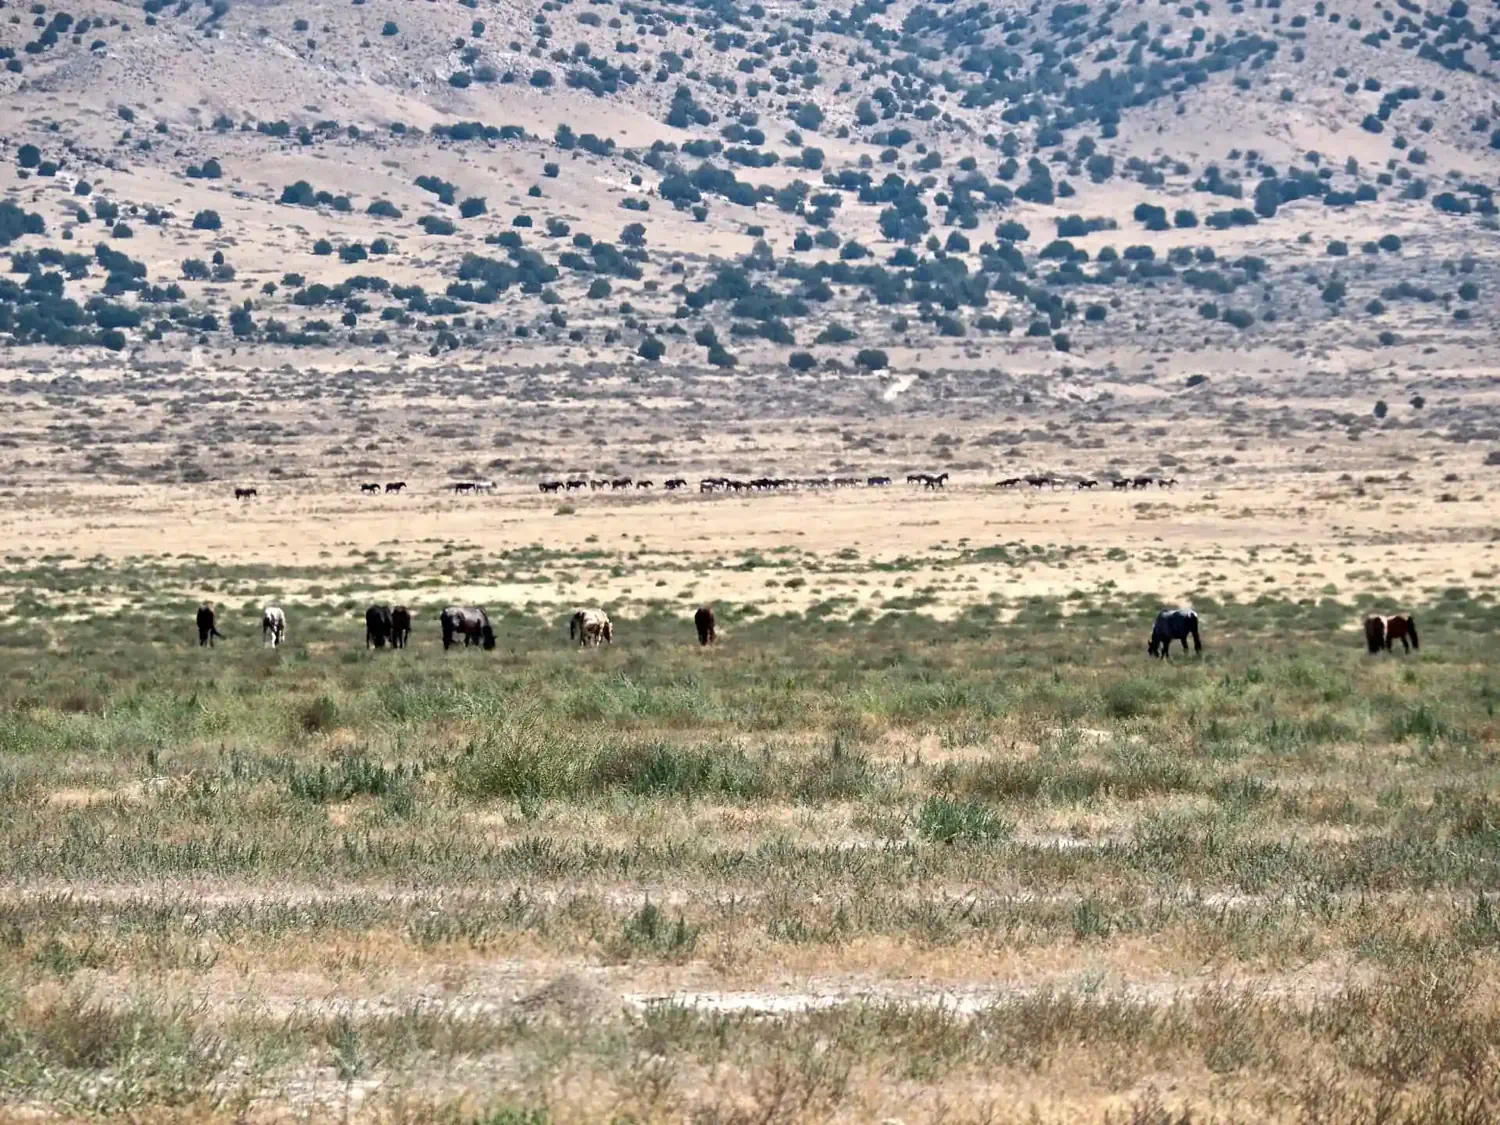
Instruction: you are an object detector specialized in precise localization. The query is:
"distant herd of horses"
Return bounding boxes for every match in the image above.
[1000,476,1178,490]
[192,603,722,652]
[230,474,1181,501]
[191,601,1414,661]
[531,472,1179,494]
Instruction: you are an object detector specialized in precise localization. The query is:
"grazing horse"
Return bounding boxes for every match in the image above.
[196,603,223,647]
[695,605,717,646]
[1111,479,1131,490]
[1148,608,1201,659]
[569,608,613,647]
[360,483,380,494]
[261,606,287,648]
[665,478,687,491]
[234,487,257,500]
[441,606,494,650]
[1366,614,1419,654]
[385,482,406,494]
[390,606,411,649]
[1385,614,1420,653]
[365,604,393,649]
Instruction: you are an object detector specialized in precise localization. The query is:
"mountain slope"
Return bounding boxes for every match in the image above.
[1,0,1497,372]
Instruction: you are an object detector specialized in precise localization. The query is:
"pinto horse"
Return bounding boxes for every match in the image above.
[1365,614,1419,654]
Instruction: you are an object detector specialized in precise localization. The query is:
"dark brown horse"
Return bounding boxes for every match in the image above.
[391,606,411,649]
[440,606,495,650]
[196,603,223,646]
[1366,614,1419,654]
[365,604,393,648]
[695,605,717,646]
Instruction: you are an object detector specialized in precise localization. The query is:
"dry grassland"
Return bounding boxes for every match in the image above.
[2,359,1499,1123]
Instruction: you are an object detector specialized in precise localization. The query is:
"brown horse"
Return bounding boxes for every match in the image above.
[440,606,495,650]
[694,605,716,646]
[196,603,223,646]
[1366,614,1419,654]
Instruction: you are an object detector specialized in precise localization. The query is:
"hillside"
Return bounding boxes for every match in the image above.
[2,0,1499,382]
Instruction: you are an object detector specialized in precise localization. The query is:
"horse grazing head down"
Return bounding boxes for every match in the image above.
[1148,608,1201,659]
[1363,615,1387,654]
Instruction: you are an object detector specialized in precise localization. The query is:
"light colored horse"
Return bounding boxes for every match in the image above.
[262,606,287,648]
[569,608,613,647]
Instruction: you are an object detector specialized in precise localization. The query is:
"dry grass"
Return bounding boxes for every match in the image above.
[1,552,1498,1119]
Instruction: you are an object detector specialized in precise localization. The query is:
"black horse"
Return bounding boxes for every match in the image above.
[196,603,223,646]
[695,605,717,646]
[391,606,412,649]
[1148,608,1202,659]
[365,604,393,648]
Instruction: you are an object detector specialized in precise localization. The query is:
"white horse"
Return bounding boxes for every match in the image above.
[262,606,287,648]
[569,608,612,647]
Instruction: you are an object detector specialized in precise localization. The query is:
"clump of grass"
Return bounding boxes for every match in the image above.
[1386,702,1459,744]
[297,693,340,733]
[955,749,1198,803]
[589,740,763,799]
[455,713,586,801]
[916,796,1010,844]
[792,743,877,802]
[1102,676,1168,719]
[619,900,697,957]
[287,755,417,802]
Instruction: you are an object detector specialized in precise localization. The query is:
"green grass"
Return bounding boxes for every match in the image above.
[1,573,1499,1120]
